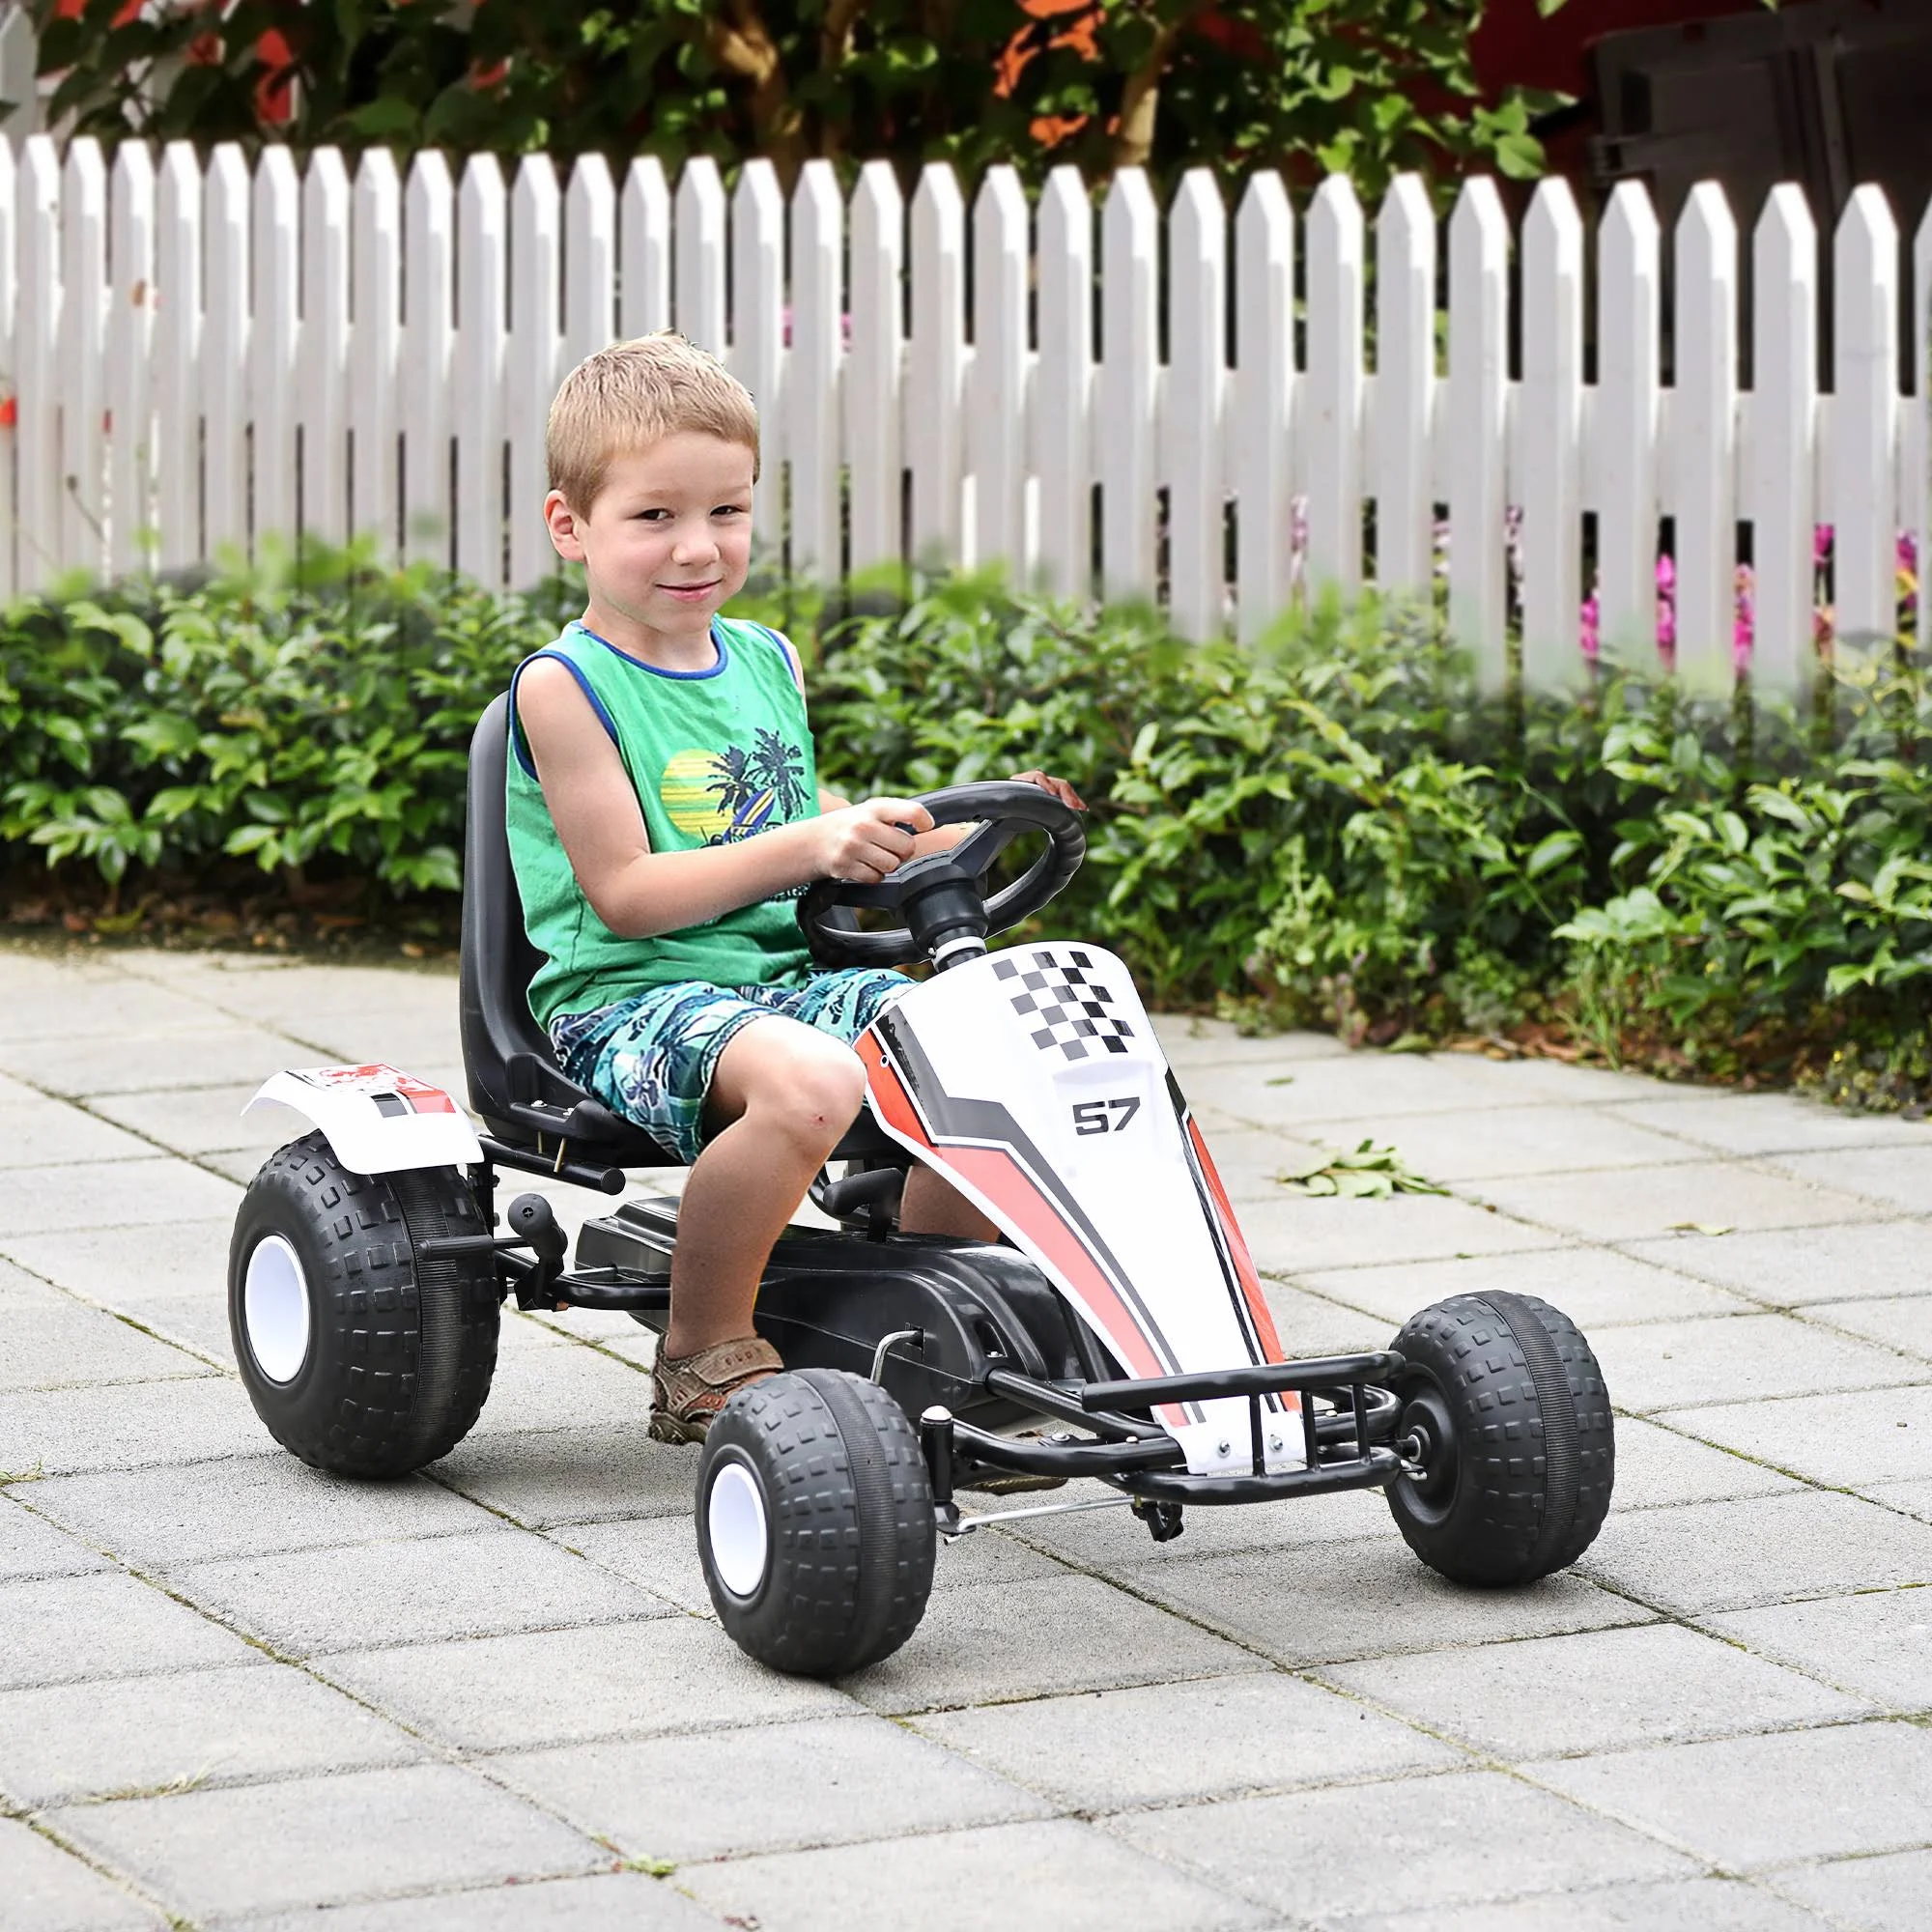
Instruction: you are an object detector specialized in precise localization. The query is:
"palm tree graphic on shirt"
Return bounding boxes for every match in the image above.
[702,730,810,840]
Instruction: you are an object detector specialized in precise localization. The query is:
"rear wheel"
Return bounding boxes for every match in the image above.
[696,1368,935,1677]
[229,1131,499,1477]
[1385,1291,1614,1585]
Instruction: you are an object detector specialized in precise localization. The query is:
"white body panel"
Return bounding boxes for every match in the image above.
[243,1065,482,1176]
[861,945,1298,1477]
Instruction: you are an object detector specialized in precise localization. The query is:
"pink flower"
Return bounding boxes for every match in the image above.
[1655,553,1675,593]
[1814,524,1833,568]
[1733,561,1754,670]
[1579,590,1600,659]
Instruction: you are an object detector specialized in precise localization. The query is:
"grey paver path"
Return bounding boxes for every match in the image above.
[0,941,1927,1928]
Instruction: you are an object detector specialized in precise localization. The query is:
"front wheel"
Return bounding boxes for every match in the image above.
[228,1131,500,1477]
[1385,1291,1614,1586]
[696,1369,935,1677]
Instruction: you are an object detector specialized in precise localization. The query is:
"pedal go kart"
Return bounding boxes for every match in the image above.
[229,695,1615,1677]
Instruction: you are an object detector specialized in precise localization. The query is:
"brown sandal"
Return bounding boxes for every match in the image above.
[648,1335,783,1444]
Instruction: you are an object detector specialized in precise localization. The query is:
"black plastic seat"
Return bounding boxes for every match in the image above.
[459,693,901,1172]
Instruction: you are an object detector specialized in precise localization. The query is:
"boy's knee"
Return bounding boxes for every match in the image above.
[749,1040,865,1145]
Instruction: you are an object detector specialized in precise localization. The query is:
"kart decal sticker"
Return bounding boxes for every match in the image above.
[860,1023,1195,1420]
[288,1065,458,1115]
[993,949,1136,1063]
[1167,1073,1299,1419]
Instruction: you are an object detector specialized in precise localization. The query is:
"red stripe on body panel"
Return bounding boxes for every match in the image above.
[1186,1117,1295,1383]
[859,1035,1169,1390]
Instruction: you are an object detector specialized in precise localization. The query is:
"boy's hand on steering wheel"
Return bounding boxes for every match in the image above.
[1009,769,1087,812]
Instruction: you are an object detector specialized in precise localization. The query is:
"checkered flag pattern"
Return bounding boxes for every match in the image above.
[994,949,1136,1063]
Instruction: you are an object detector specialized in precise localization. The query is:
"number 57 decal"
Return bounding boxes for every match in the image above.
[1072,1095,1141,1136]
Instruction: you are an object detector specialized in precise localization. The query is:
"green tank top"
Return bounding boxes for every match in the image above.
[505,615,819,1029]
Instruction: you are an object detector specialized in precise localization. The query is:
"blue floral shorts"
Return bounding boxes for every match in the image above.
[549,967,913,1166]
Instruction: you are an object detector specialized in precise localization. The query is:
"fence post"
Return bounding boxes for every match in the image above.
[251,147,300,554]
[299,149,350,552]
[203,145,251,563]
[674,158,726,360]
[620,157,670,341]
[0,139,14,598]
[1595,182,1660,668]
[1917,202,1932,640]
[1833,185,1898,646]
[1035,164,1093,603]
[154,142,201,574]
[1167,167,1226,640]
[454,156,507,586]
[727,158,783,561]
[1520,177,1583,690]
[971,164,1031,585]
[1373,173,1433,604]
[1098,167,1157,604]
[107,141,156,580]
[1674,183,1738,686]
[69,141,120,581]
[1447,177,1509,689]
[509,155,560,589]
[1748,185,1817,691]
[402,150,454,566]
[562,154,615,374]
[0,6,38,139]
[846,159,903,582]
[349,149,401,559]
[908,164,966,567]
[792,157,845,583]
[16,133,57,590]
[1305,175,1364,598]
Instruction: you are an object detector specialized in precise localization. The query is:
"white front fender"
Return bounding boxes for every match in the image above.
[242,1064,483,1176]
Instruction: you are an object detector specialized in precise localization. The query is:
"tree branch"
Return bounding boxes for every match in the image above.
[1111,17,1182,172]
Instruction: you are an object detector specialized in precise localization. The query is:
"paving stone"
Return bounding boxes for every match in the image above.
[0,1098,154,1169]
[832,1572,1266,1715]
[1656,1385,1932,1488]
[0,1816,166,1930]
[1533,1720,1932,1868]
[1609,1093,1932,1157]
[1577,1490,1932,1613]
[0,1498,110,1580]
[678,1817,1270,1932]
[554,1509,1067,1618]
[282,1016,464,1070]
[1590,1312,1922,1413]
[122,957,459,1027]
[1804,1295,1932,1361]
[1121,1534,1649,1667]
[48,1764,606,1922]
[463,1342,654,1438]
[0,1156,241,1236]
[1315,1105,1703,1184]
[1292,1244,1753,1331]
[0,1218,233,1302]
[1604,1418,1803,1511]
[172,1525,667,1657]
[0,1571,261,1689]
[1765,1146,1932,1214]
[1468,1164,1880,1243]
[0,976,222,1044]
[0,1026,318,1099]
[321,1615,853,1750]
[0,1378,272,1476]
[1620,1220,1932,1306]
[0,1662,423,1805]
[29,1456,497,1568]
[431,1426,693,1527]
[1238,1192,1558,1274]
[1769,1849,1932,1932]
[1864,1478,1932,1521]
[1320,1622,1865,1761]
[1185,1119,1333,1204]
[0,1255,62,1307]
[1703,1588,1932,1711]
[1340,1877,1834,1932]
[499,1711,1048,1864]
[1156,1017,1351,1069]
[1123,1768,1696,1922]
[223,1872,723,1931]
[1256,1280,1390,1356]
[0,1303,213,1393]
[99,1293,234,1365]
[914,1670,1463,1811]
[86,1084,301,1157]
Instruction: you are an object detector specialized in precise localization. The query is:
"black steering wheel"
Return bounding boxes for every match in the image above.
[799,781,1086,969]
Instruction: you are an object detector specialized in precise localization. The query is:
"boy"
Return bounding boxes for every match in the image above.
[508,333,1084,1442]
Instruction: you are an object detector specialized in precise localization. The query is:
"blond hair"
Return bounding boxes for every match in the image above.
[545,332,760,511]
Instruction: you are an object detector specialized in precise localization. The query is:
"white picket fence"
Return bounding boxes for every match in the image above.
[2,131,1927,691]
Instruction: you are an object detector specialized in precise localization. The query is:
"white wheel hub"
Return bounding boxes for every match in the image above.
[707,1461,770,1598]
[243,1234,311,1385]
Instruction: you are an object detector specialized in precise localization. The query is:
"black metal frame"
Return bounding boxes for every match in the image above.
[426,1148,1417,1547]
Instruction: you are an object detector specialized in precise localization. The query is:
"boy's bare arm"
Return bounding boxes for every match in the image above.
[817,769,1087,863]
[518,659,933,938]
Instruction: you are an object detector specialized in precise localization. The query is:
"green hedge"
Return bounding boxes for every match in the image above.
[3,553,1928,1098]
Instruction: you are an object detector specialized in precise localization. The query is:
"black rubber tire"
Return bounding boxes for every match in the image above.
[1384,1290,1614,1586]
[228,1131,500,1477]
[696,1368,936,1677]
